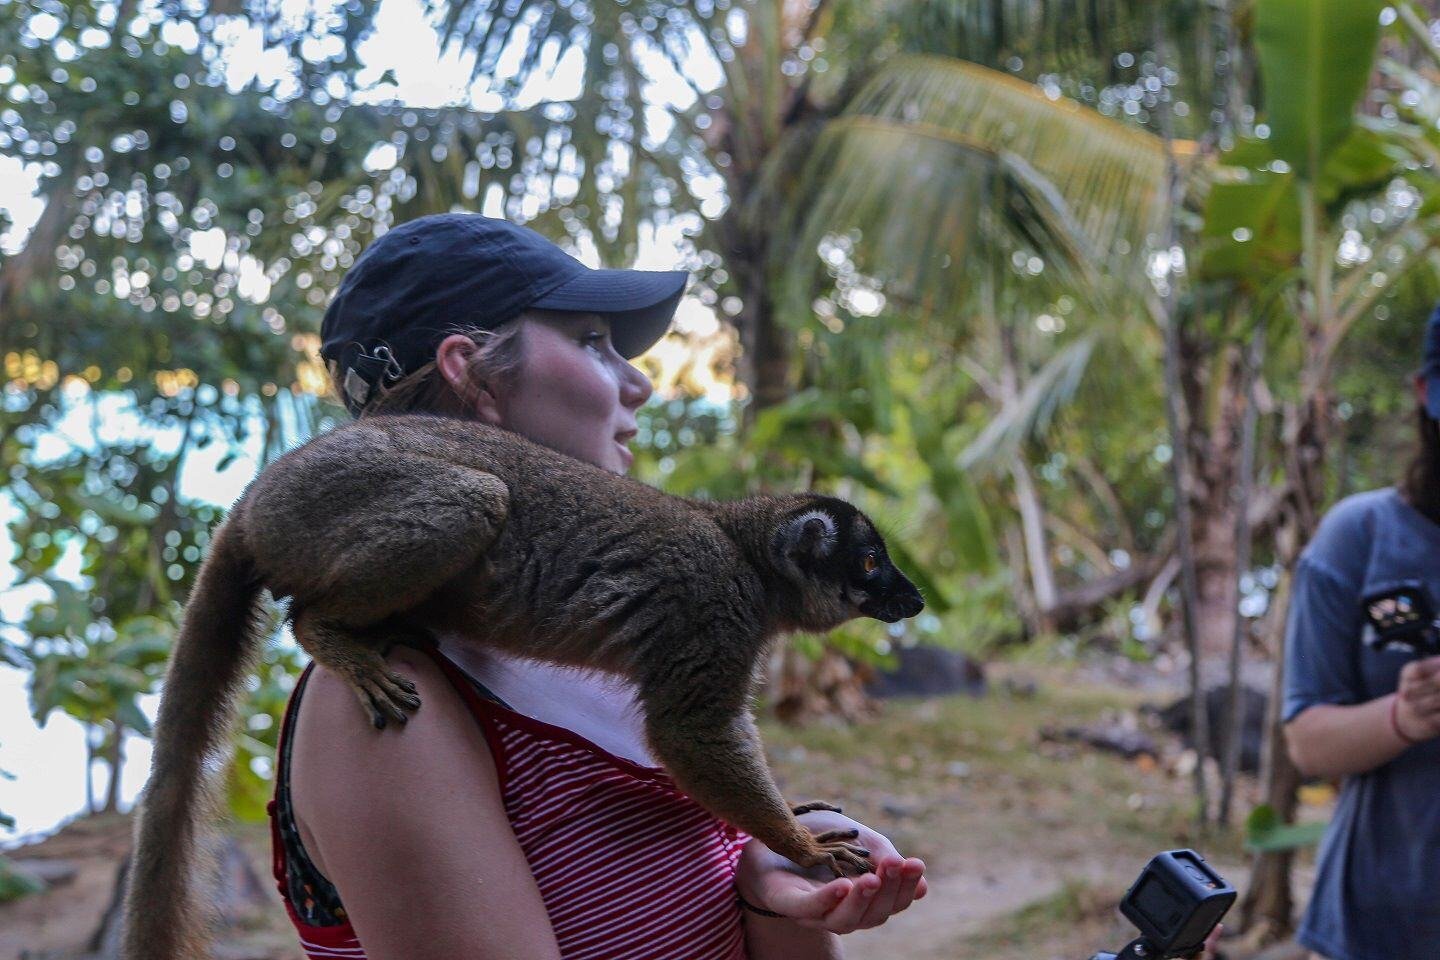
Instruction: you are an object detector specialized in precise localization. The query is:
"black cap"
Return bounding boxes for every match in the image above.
[320,213,689,413]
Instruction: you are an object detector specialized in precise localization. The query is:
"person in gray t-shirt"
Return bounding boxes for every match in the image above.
[1283,306,1440,960]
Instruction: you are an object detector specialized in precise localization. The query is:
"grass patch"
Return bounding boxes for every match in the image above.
[757,665,1248,872]
[0,856,44,904]
[963,879,1115,954]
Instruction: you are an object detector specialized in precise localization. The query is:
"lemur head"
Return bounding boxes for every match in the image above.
[769,495,925,632]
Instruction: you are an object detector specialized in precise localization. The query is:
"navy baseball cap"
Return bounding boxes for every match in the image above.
[320,213,688,412]
[1425,302,1440,419]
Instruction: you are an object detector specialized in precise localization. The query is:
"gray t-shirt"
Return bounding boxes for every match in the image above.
[1283,487,1440,960]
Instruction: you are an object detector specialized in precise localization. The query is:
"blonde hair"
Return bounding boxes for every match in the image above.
[326,319,527,419]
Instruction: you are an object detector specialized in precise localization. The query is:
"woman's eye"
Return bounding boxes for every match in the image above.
[581,330,608,350]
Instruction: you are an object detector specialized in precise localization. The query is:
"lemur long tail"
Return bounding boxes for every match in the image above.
[122,516,265,960]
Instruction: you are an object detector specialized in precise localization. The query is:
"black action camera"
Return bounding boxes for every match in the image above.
[1086,850,1235,960]
[1363,582,1440,657]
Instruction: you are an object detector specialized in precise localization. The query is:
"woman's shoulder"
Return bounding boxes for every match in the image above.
[284,649,568,960]
[289,647,505,842]
[296,645,483,746]
[1321,487,1397,533]
[1302,488,1406,580]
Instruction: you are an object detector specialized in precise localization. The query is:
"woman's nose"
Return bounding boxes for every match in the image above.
[620,360,654,410]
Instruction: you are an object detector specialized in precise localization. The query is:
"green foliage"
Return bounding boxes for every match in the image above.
[1198,164,1302,286]
[229,637,303,822]
[0,855,45,903]
[0,754,15,831]
[906,415,997,578]
[959,335,1096,473]
[3,384,233,808]
[788,54,1174,316]
[1199,128,1405,286]
[1244,802,1329,853]
[1253,0,1386,179]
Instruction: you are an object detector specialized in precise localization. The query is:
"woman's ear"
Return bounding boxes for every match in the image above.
[436,334,503,425]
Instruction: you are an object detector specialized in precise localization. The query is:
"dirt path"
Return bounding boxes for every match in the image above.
[845,861,1084,960]
[1,815,133,960]
[845,853,1253,960]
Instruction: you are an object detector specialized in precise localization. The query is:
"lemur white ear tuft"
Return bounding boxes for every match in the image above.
[780,510,837,565]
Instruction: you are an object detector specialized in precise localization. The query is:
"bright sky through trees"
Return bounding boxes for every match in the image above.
[0,0,730,843]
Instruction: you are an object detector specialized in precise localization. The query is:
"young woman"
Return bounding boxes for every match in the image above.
[1282,308,1440,960]
[266,213,928,960]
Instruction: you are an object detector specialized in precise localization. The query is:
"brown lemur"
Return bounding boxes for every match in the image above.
[122,412,925,960]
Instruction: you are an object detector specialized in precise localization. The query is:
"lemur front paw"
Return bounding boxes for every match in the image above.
[806,828,873,878]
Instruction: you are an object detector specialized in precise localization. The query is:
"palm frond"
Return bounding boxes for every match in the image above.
[848,55,1174,260]
[959,333,1096,472]
[784,54,1180,326]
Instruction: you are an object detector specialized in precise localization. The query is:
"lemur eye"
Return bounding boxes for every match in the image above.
[862,552,878,574]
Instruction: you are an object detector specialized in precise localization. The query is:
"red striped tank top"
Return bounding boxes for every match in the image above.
[267,643,751,960]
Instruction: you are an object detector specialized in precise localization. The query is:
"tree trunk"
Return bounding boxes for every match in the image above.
[1011,456,1057,630]
[102,719,126,815]
[772,641,878,726]
[1151,37,1210,822]
[1220,325,1263,825]
[1240,176,1336,934]
[1047,551,1172,633]
[727,216,789,421]
[992,251,1057,632]
[1003,523,1042,637]
[84,723,97,817]
[749,281,791,416]
[736,231,867,724]
[1238,569,1303,943]
[0,181,74,344]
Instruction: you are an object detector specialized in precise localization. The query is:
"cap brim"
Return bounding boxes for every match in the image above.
[530,268,689,358]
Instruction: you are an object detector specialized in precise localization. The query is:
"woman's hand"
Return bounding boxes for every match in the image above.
[1394,655,1440,741]
[734,809,928,933]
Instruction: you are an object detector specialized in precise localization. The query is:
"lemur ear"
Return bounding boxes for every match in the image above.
[779,510,837,567]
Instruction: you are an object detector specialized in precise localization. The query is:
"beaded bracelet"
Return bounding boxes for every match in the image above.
[1390,693,1423,747]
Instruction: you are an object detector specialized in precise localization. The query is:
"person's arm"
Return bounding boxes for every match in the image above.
[742,911,844,960]
[290,647,564,960]
[1286,656,1440,778]
[735,810,928,960]
[1280,550,1395,781]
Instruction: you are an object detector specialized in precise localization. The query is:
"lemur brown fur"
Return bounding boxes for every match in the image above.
[121,413,924,959]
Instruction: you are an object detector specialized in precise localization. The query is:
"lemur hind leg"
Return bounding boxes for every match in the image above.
[641,684,872,878]
[293,464,509,728]
[291,615,424,728]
